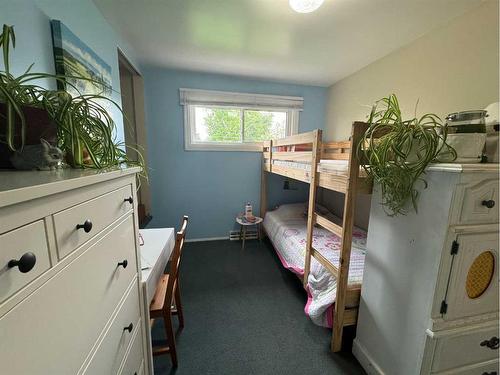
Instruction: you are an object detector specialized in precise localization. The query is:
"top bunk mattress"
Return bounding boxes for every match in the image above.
[271,159,365,176]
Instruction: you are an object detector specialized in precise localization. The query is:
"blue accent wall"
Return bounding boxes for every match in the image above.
[143,68,328,239]
[0,0,139,144]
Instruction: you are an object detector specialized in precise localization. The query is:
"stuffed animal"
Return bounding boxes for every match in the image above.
[10,138,63,170]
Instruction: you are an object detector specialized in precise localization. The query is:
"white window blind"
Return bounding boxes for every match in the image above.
[179,88,304,111]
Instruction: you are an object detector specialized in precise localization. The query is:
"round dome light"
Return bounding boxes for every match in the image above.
[289,0,325,13]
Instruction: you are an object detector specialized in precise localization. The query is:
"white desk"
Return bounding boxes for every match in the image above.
[139,228,175,375]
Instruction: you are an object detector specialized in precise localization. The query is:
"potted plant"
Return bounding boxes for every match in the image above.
[357,94,456,216]
[0,24,144,171]
[0,25,58,167]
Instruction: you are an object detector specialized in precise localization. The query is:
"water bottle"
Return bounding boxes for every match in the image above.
[245,202,253,219]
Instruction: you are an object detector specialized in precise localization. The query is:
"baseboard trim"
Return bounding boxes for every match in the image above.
[352,339,385,375]
[185,236,229,243]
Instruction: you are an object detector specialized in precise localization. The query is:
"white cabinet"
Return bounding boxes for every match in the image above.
[0,167,150,375]
[353,164,499,375]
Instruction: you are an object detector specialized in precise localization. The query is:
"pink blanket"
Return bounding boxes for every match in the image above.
[263,203,367,327]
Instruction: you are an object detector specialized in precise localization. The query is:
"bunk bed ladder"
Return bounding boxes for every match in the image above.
[303,129,322,288]
[303,122,368,352]
[331,122,367,352]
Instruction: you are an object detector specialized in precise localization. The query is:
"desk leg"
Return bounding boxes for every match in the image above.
[142,283,154,375]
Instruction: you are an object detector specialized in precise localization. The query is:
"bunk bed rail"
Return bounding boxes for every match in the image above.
[262,131,371,194]
[321,140,352,160]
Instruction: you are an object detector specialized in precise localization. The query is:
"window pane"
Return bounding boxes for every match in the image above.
[194,107,241,143]
[243,110,287,142]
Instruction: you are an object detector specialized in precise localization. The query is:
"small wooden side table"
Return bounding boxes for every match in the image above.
[236,216,263,250]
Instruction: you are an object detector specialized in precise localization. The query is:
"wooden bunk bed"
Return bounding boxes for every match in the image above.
[260,121,371,352]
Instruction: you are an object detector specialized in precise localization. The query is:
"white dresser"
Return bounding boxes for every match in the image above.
[0,167,150,375]
[354,164,499,375]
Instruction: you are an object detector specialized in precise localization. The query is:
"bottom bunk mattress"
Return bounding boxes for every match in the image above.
[263,203,367,327]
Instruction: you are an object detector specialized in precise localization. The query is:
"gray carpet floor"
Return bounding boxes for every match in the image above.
[151,239,365,375]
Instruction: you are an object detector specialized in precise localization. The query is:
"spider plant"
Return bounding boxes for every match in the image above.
[357,94,456,216]
[0,24,145,172]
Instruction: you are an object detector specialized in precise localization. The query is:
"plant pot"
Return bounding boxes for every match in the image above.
[64,147,93,168]
[0,103,57,169]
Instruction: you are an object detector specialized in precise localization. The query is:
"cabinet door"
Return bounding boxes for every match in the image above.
[443,231,498,321]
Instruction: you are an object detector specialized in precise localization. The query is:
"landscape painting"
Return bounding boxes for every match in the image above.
[51,20,112,96]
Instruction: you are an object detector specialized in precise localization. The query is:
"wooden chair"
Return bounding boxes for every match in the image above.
[149,216,188,367]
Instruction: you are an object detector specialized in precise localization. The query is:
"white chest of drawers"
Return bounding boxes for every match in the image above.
[353,164,499,375]
[0,167,149,375]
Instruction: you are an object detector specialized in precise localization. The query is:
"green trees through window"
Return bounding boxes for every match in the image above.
[196,107,286,143]
[244,110,285,142]
[205,108,240,142]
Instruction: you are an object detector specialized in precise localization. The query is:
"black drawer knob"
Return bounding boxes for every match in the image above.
[8,252,36,273]
[123,323,133,333]
[482,200,495,208]
[482,372,497,375]
[124,196,133,204]
[480,336,499,350]
[117,260,128,269]
[76,219,93,233]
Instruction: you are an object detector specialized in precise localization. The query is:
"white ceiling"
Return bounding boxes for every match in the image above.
[94,0,484,87]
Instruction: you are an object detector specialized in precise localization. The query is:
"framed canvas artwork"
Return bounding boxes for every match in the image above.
[51,20,112,96]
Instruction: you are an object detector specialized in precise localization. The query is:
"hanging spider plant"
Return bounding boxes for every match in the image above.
[357,94,456,216]
[0,24,145,172]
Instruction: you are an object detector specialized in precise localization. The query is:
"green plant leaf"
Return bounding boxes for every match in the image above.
[357,94,456,216]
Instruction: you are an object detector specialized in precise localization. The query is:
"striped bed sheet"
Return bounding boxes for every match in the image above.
[263,203,367,327]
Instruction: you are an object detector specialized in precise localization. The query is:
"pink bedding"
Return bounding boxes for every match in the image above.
[263,203,367,327]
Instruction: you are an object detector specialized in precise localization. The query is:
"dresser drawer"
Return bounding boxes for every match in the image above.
[119,325,145,375]
[433,359,498,375]
[54,184,134,259]
[0,216,137,374]
[0,220,50,306]
[457,178,499,225]
[83,285,142,374]
[430,325,499,373]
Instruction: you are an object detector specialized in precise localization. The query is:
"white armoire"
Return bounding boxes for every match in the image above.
[354,164,499,375]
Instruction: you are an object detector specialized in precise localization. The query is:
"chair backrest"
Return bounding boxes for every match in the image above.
[165,216,188,302]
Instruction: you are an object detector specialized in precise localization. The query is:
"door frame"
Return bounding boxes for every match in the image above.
[118,48,152,226]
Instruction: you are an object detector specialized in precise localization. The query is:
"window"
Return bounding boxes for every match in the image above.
[180,89,302,151]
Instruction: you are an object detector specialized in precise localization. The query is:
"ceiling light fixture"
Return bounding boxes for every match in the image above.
[289,0,324,13]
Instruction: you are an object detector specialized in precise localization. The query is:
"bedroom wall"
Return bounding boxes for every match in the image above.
[0,0,140,144]
[322,0,499,229]
[325,0,499,140]
[143,68,328,239]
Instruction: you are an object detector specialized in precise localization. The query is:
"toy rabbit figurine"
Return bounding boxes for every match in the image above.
[10,138,63,170]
